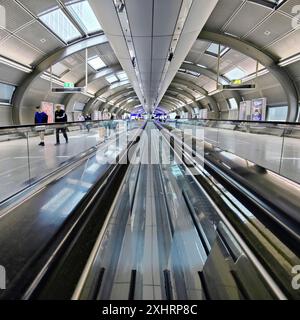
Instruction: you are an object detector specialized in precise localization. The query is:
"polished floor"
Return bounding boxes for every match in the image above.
[0,124,128,202]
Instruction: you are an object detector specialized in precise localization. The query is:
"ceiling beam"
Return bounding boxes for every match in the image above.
[198,30,299,121]
[12,34,108,124]
[180,62,242,102]
[167,87,195,101]
[84,82,131,114]
[172,78,219,113]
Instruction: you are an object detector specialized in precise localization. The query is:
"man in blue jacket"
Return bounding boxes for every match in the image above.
[34,106,48,146]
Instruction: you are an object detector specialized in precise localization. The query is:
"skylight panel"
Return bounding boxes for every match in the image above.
[205,43,229,57]
[178,69,200,77]
[88,56,106,70]
[197,64,207,69]
[110,80,129,89]
[117,71,128,81]
[249,0,284,9]
[40,9,81,42]
[224,67,247,80]
[67,0,102,34]
[106,74,119,83]
[186,70,200,77]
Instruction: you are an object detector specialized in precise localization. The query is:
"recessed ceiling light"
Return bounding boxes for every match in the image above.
[40,38,46,43]
[264,30,271,36]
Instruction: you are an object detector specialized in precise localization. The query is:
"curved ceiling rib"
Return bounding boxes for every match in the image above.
[162,96,184,108]
[198,31,299,122]
[106,89,135,104]
[161,98,179,109]
[160,101,175,109]
[165,92,189,106]
[167,87,196,101]
[84,82,131,114]
[116,92,138,109]
[13,34,108,123]
[116,97,140,114]
[172,78,219,113]
[180,62,242,102]
[75,64,122,87]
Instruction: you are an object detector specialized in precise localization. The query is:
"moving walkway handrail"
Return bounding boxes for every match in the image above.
[0,119,130,131]
[0,122,137,209]
[168,118,300,126]
[168,118,300,184]
[19,122,146,300]
[156,121,299,299]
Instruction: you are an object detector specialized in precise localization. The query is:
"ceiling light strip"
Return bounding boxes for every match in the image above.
[113,1,144,104]
[0,56,32,73]
[157,0,194,97]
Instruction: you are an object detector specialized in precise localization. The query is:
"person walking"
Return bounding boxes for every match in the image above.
[77,113,85,130]
[34,106,48,146]
[54,105,68,145]
[85,114,92,133]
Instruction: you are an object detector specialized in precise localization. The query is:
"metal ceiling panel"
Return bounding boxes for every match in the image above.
[246,12,294,48]
[1,0,34,32]
[204,0,243,32]
[225,2,272,38]
[96,0,218,112]
[267,28,300,59]
[153,0,182,36]
[47,62,69,77]
[125,0,153,37]
[15,20,63,53]
[156,0,219,108]
[152,36,173,59]
[191,39,211,53]
[238,57,264,74]
[203,79,217,92]
[187,51,217,68]
[0,64,26,85]
[0,29,10,43]
[287,60,300,79]
[18,0,59,16]
[279,0,300,16]
[88,78,108,94]
[0,35,43,65]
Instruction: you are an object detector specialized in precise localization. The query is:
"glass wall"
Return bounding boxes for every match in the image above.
[267,106,288,121]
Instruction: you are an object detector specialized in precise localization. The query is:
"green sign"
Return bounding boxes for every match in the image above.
[64,82,75,88]
[231,79,242,85]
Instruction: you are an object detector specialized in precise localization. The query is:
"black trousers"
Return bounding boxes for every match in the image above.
[56,128,68,143]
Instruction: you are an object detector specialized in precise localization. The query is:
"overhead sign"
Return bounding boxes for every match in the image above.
[231,79,243,85]
[64,82,75,88]
[220,84,256,90]
[52,87,84,93]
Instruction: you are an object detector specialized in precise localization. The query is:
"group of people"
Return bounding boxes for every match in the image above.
[77,113,92,132]
[34,105,68,146]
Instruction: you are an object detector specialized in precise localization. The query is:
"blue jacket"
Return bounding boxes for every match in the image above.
[35,112,48,124]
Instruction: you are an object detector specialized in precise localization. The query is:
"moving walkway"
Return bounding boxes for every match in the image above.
[0,120,299,300]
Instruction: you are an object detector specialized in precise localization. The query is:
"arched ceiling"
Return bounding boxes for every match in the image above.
[0,0,299,123]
